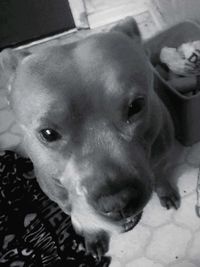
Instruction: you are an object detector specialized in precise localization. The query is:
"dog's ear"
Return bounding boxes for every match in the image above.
[0,48,30,74]
[0,48,30,91]
[111,17,141,42]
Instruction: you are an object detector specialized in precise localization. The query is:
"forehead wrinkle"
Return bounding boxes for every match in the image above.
[13,60,74,127]
[73,35,149,97]
[12,81,56,127]
[18,46,78,96]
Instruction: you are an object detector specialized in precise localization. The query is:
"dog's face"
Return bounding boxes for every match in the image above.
[1,18,154,235]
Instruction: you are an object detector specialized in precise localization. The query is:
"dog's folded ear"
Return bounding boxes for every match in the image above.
[0,48,30,75]
[111,17,141,42]
[0,48,30,91]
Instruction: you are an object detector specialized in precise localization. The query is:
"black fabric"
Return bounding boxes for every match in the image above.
[0,150,111,267]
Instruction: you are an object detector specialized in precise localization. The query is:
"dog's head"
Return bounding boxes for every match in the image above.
[1,18,155,234]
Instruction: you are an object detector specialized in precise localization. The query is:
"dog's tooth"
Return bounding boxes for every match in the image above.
[126,215,135,223]
[126,217,132,223]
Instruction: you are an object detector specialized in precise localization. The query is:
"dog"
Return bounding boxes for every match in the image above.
[0,17,180,259]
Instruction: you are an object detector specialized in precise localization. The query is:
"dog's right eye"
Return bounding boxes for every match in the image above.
[40,128,61,142]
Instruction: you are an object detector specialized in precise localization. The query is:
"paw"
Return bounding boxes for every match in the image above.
[85,231,110,260]
[156,183,180,210]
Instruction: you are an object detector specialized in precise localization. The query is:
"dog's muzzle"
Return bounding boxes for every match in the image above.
[87,180,152,231]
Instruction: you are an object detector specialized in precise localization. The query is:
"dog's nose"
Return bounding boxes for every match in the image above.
[94,185,149,221]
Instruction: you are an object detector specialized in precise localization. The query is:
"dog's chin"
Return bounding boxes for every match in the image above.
[120,211,143,233]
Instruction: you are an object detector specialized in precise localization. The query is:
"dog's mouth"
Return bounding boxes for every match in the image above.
[120,211,143,232]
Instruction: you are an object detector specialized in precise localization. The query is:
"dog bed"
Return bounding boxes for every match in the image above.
[0,150,111,267]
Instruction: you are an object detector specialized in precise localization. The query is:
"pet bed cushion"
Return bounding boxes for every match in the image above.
[0,150,110,267]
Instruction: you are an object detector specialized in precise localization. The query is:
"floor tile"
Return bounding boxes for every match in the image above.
[146,224,191,264]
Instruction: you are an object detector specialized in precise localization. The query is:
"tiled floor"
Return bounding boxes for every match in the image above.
[0,16,200,267]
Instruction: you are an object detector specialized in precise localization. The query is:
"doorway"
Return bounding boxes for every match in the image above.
[0,0,75,50]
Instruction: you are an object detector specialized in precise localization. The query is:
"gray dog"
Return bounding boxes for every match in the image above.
[0,17,180,259]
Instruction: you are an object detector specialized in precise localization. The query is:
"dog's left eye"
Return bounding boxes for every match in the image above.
[127,97,145,123]
[40,129,61,142]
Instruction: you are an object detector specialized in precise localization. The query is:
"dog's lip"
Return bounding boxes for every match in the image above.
[120,211,143,232]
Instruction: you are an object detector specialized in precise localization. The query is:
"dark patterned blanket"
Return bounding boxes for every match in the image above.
[0,151,110,267]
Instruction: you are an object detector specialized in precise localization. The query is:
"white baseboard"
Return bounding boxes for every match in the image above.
[87,2,148,29]
[16,29,77,50]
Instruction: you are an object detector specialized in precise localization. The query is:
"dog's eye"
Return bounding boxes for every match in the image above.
[127,97,145,123]
[40,129,61,142]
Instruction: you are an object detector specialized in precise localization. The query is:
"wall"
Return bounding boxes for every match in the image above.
[150,0,200,28]
[83,0,200,31]
[82,0,161,39]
